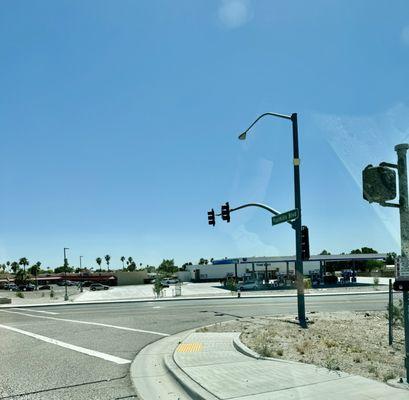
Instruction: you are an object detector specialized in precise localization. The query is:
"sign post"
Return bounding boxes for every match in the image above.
[364,143,409,385]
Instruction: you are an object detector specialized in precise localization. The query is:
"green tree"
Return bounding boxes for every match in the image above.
[6,261,10,272]
[386,252,397,264]
[157,259,178,275]
[28,262,41,276]
[96,257,102,273]
[360,247,377,254]
[320,250,331,255]
[105,254,111,272]
[14,269,30,285]
[127,262,136,272]
[19,257,29,272]
[120,256,125,270]
[54,265,74,274]
[198,258,208,265]
[10,262,20,274]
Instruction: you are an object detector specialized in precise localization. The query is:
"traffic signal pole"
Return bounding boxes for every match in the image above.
[291,113,306,328]
[395,144,409,383]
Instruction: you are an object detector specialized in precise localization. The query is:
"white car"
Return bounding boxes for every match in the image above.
[238,281,260,291]
[161,278,179,285]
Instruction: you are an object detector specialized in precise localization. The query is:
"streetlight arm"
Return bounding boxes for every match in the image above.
[241,112,292,136]
[216,202,295,228]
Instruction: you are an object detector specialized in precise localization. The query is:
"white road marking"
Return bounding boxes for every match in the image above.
[0,310,169,336]
[152,306,160,309]
[0,323,131,364]
[11,308,59,315]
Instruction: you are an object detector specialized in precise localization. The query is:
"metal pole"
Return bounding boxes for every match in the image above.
[291,113,306,327]
[395,143,409,383]
[64,247,69,301]
[79,256,83,293]
[389,278,393,346]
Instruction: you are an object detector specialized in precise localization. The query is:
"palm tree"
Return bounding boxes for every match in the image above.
[29,262,41,289]
[104,255,111,272]
[10,262,19,274]
[19,257,29,272]
[96,257,102,273]
[120,256,125,270]
[6,261,10,272]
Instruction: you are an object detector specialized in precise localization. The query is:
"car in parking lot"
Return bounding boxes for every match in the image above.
[7,283,19,291]
[89,283,109,291]
[19,283,35,291]
[238,280,260,291]
[38,284,51,290]
[161,278,179,285]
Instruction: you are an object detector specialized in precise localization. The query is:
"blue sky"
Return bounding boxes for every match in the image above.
[0,0,408,269]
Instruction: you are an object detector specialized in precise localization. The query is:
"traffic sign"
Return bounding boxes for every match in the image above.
[271,209,299,226]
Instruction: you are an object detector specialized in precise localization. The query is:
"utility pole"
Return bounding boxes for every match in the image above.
[291,113,306,328]
[64,247,69,301]
[79,256,83,293]
[395,144,409,384]
[363,143,409,384]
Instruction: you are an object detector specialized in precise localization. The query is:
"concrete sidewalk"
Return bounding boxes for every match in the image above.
[163,332,408,400]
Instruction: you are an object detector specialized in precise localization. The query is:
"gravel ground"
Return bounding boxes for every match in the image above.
[200,310,406,383]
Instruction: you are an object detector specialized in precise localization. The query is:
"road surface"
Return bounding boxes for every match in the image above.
[0,293,390,399]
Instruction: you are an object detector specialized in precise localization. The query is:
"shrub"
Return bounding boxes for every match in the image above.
[276,348,284,357]
[325,357,340,371]
[303,278,312,289]
[373,277,379,288]
[15,291,24,299]
[50,289,55,298]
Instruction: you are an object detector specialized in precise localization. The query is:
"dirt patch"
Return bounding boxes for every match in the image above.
[198,311,405,383]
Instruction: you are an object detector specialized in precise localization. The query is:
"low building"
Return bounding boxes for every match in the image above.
[185,254,387,282]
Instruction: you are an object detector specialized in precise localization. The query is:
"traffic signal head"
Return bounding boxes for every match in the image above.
[362,164,396,204]
[208,209,215,226]
[301,225,310,261]
[221,202,230,223]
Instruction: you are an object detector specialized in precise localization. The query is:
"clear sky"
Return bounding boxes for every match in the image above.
[1,0,409,269]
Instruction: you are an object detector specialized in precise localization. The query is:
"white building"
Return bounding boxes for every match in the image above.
[184,254,386,282]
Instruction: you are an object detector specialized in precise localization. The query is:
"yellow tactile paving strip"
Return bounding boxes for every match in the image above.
[176,342,203,353]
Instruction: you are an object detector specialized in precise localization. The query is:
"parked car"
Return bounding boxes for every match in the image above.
[161,278,179,285]
[8,283,19,291]
[38,284,51,290]
[18,283,35,291]
[90,283,109,291]
[80,281,93,287]
[56,280,75,286]
[238,280,260,291]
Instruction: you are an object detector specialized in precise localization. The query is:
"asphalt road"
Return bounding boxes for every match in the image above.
[0,292,390,399]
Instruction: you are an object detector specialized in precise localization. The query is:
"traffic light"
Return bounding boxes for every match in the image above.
[221,202,230,223]
[362,164,396,204]
[208,209,215,226]
[301,225,310,261]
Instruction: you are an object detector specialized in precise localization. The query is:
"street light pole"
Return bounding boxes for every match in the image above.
[395,144,409,383]
[64,247,69,301]
[238,112,306,327]
[291,113,306,328]
[79,256,83,293]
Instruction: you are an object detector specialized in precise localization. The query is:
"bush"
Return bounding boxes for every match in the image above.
[373,277,379,288]
[50,289,55,298]
[15,291,24,298]
[225,277,237,292]
[303,278,312,289]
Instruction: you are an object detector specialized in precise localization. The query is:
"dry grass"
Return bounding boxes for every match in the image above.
[201,311,405,383]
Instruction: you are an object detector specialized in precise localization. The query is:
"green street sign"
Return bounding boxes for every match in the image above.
[272,209,299,226]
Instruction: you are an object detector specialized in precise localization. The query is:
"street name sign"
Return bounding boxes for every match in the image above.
[271,209,299,226]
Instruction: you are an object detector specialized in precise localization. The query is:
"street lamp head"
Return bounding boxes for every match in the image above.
[238,132,247,140]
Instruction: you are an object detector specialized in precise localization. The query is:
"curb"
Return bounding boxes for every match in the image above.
[164,353,218,400]
[0,290,389,309]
